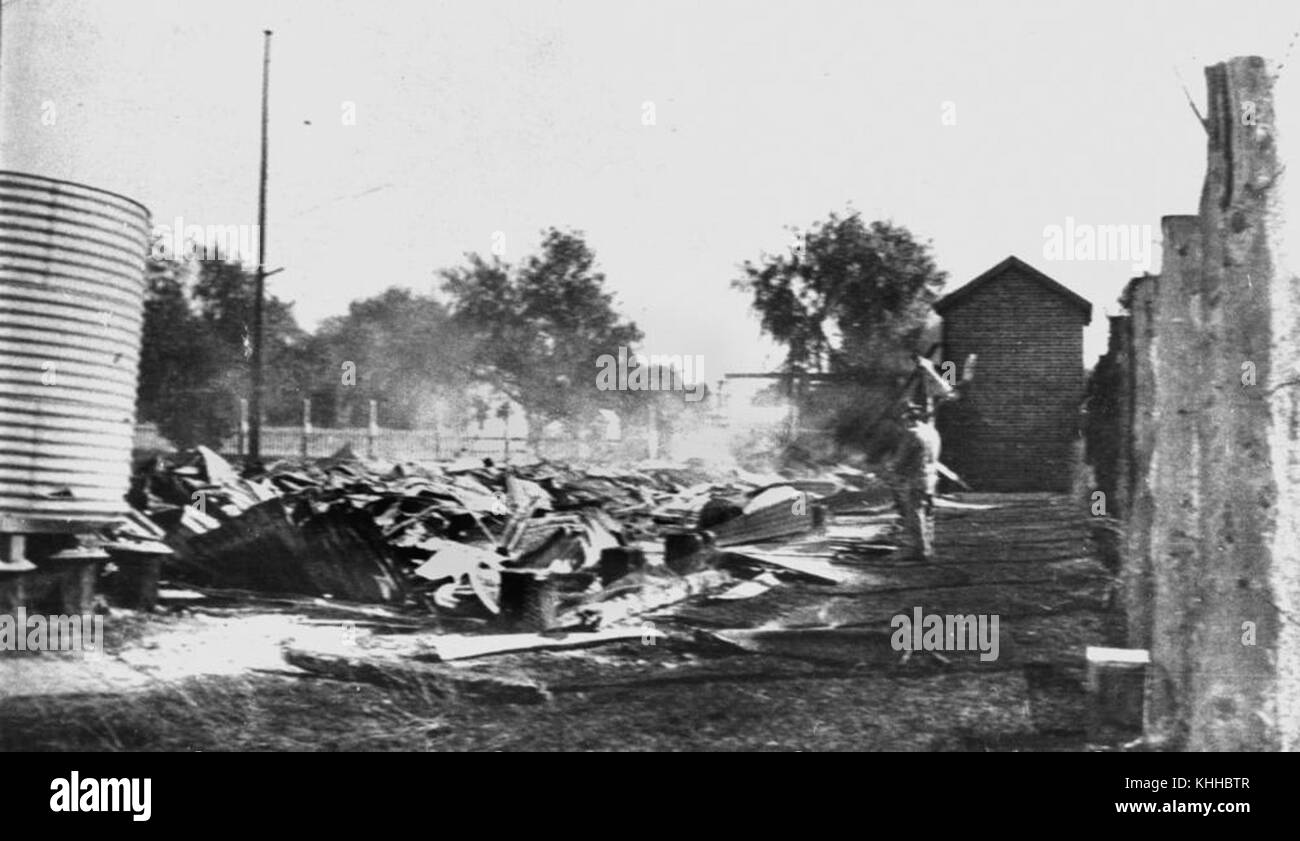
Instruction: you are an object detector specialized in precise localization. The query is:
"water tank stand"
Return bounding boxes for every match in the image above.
[0,534,38,573]
[0,534,35,615]
[45,548,108,616]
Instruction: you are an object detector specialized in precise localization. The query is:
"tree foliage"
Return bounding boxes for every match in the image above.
[441,228,644,439]
[136,230,692,451]
[733,211,947,379]
[307,287,474,429]
[731,211,948,463]
[136,255,307,448]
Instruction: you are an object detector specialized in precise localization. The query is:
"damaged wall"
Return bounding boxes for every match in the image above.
[1117,56,1300,751]
[1121,274,1158,651]
[1144,216,1203,746]
[1084,315,1131,520]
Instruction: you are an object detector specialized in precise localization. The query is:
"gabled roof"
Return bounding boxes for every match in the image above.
[934,256,1093,324]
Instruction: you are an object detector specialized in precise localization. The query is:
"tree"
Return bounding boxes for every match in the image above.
[136,258,227,447]
[135,253,307,447]
[601,359,713,456]
[733,211,947,461]
[190,257,310,428]
[309,287,474,429]
[733,211,946,380]
[441,228,643,442]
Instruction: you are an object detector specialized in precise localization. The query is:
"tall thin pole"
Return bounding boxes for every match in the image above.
[249,29,272,466]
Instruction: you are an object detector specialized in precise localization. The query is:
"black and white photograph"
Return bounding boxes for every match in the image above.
[0,0,1296,789]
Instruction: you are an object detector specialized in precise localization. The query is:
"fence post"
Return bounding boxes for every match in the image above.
[1144,216,1201,747]
[501,404,511,464]
[1180,56,1298,750]
[647,402,659,460]
[367,400,378,460]
[238,398,249,456]
[1121,274,1158,654]
[301,398,312,458]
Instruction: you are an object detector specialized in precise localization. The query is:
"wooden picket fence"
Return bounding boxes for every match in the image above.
[133,422,643,464]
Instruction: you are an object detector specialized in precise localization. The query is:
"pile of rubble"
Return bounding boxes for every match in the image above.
[106,446,886,634]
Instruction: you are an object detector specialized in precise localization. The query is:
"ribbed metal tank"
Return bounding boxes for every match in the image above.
[0,171,150,532]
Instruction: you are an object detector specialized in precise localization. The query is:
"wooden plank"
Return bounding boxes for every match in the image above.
[183,586,435,624]
[671,579,1109,631]
[770,585,1107,629]
[936,462,970,489]
[923,549,1096,565]
[419,627,665,661]
[932,497,1001,511]
[720,547,846,584]
[283,647,550,704]
[696,627,898,664]
[696,626,1020,669]
[814,559,1109,596]
[710,572,781,601]
[708,490,819,546]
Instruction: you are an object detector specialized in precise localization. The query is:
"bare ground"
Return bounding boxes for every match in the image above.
[0,493,1139,751]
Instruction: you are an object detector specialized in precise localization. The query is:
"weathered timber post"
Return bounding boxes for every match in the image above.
[367,400,378,460]
[300,398,312,458]
[1188,56,1300,751]
[1121,274,1159,650]
[647,401,660,460]
[238,398,250,457]
[1144,215,1202,747]
[1110,315,1133,521]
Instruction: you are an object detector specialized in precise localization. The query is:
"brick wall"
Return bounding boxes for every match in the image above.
[936,264,1088,491]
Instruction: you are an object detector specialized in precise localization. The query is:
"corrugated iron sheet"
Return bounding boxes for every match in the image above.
[0,171,150,531]
[165,499,408,604]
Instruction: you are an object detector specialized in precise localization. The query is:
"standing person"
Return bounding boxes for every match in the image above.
[890,401,942,561]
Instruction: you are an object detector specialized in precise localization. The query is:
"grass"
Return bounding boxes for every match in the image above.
[0,652,1122,752]
[1,673,453,752]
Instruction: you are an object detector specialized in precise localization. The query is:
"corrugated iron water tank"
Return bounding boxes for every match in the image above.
[0,171,150,532]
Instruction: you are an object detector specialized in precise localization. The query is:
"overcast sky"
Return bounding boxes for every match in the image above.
[3,0,1298,380]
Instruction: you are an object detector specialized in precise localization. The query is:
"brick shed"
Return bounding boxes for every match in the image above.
[934,256,1092,491]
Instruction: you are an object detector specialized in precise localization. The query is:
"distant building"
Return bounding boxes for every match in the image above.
[934,256,1092,491]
